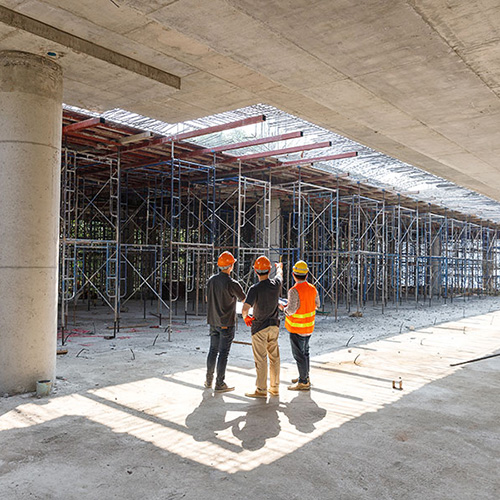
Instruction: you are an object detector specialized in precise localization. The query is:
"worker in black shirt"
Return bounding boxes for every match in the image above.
[242,256,283,398]
[205,251,246,393]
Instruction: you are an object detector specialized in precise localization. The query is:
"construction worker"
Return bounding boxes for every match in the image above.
[280,260,320,391]
[242,256,283,398]
[205,251,245,393]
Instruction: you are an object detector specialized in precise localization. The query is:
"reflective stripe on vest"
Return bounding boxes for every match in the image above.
[285,319,315,328]
[290,311,315,319]
[285,281,317,335]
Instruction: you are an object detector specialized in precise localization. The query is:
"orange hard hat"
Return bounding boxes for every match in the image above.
[254,255,271,273]
[217,251,236,268]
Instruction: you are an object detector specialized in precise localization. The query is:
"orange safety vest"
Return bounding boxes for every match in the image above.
[285,281,317,335]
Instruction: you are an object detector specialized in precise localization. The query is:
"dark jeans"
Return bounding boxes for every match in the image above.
[206,325,235,387]
[289,333,311,384]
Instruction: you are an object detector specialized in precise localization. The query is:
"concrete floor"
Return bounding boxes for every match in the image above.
[1,301,499,499]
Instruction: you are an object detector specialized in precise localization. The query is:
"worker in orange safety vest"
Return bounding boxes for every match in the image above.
[279,260,320,391]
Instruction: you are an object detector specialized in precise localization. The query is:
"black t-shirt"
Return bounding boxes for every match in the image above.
[206,272,246,327]
[245,276,282,335]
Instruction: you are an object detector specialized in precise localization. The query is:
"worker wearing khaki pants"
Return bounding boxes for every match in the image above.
[242,256,283,398]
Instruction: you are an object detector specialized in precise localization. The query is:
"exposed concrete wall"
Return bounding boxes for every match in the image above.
[0,51,63,394]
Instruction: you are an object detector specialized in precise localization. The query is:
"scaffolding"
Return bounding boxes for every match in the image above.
[58,111,500,340]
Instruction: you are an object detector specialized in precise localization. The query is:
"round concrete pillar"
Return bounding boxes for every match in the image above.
[0,51,63,395]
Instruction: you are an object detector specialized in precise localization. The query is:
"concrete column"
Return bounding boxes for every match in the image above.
[269,196,281,264]
[0,51,63,395]
[482,236,491,294]
[431,235,442,297]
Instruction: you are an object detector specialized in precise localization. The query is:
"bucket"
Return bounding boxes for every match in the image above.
[36,380,52,398]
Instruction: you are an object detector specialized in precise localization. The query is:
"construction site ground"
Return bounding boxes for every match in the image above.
[1,297,499,499]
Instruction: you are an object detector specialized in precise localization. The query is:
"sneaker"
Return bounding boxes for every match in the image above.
[214,383,234,393]
[204,379,213,389]
[268,388,279,396]
[288,382,311,391]
[245,390,267,398]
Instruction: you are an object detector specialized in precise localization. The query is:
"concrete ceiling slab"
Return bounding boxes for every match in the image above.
[2,0,500,202]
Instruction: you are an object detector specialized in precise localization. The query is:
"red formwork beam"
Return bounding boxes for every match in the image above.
[63,117,105,134]
[233,141,333,161]
[121,114,267,153]
[236,152,357,176]
[280,151,358,166]
[183,130,303,158]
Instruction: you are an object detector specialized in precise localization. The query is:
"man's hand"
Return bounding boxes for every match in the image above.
[275,262,283,277]
[244,315,254,327]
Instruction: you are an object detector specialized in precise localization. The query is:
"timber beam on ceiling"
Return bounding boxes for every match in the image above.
[181,131,304,159]
[120,115,267,154]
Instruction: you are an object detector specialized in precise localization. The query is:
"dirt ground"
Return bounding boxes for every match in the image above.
[1,297,499,499]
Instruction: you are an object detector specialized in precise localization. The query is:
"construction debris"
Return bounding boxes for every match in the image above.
[450,352,500,367]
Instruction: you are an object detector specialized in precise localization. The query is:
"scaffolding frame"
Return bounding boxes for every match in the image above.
[58,112,500,341]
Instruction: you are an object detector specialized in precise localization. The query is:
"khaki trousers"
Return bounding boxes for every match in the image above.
[251,325,280,391]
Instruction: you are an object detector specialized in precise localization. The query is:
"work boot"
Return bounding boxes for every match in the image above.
[268,387,279,396]
[214,383,234,393]
[204,377,213,389]
[292,377,311,385]
[288,382,311,391]
[245,389,267,398]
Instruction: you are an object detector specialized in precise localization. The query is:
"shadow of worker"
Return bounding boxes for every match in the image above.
[185,390,246,452]
[231,398,281,451]
[279,391,327,433]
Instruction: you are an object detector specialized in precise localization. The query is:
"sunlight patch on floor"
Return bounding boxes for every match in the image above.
[1,311,499,473]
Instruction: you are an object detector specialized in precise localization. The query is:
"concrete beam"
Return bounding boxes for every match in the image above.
[0,5,180,90]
